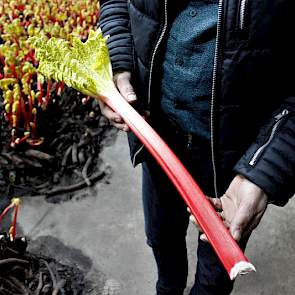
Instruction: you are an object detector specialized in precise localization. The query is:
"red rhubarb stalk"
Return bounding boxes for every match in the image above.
[98,88,255,280]
[10,199,20,241]
[0,198,20,241]
[19,95,29,128]
[37,79,43,105]
[15,132,30,145]
[0,203,14,225]
[45,80,51,105]
[10,64,18,79]
[32,108,37,138]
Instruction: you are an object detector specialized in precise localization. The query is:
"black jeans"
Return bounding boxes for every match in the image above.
[141,134,248,295]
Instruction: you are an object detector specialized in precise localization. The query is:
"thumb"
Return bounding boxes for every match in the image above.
[229,206,253,241]
[115,72,137,103]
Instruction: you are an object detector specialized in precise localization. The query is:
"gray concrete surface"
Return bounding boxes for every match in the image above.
[18,132,295,294]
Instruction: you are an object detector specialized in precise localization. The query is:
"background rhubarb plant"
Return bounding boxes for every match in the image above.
[0,1,115,198]
[0,0,100,147]
[0,2,115,294]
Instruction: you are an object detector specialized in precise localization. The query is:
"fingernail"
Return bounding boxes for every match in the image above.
[115,117,121,123]
[127,93,137,102]
[232,230,241,241]
[200,234,208,242]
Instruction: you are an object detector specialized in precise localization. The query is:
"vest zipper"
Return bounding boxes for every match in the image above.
[132,0,168,166]
[147,0,168,107]
[238,0,248,31]
[249,109,290,166]
[211,0,224,198]
[132,144,145,166]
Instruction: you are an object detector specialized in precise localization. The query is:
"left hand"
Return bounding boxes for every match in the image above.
[189,175,268,242]
[98,71,137,132]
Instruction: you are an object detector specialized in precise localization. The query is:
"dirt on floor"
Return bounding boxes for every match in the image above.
[0,87,117,199]
[0,234,106,294]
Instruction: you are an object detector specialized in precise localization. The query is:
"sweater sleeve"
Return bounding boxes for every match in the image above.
[99,0,134,72]
[234,96,295,206]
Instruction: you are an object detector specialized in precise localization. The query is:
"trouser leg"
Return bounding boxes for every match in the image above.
[142,159,190,295]
[189,237,250,295]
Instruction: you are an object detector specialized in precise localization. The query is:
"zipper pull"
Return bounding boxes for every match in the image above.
[187,134,193,150]
[274,109,289,121]
[249,108,290,167]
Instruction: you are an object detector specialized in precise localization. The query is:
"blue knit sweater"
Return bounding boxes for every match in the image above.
[160,0,218,141]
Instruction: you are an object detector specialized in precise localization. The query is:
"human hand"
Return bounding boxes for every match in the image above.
[221,174,268,241]
[98,71,137,132]
[187,197,223,242]
[189,175,268,242]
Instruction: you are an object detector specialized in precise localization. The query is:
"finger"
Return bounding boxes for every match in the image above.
[218,211,225,221]
[112,122,130,132]
[209,197,223,212]
[104,108,123,124]
[200,234,208,243]
[214,210,230,229]
[189,214,197,226]
[98,101,123,123]
[221,212,231,228]
[205,195,223,212]
[229,205,254,241]
[116,75,137,103]
[189,214,203,232]
[187,207,199,227]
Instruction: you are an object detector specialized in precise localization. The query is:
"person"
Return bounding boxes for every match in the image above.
[98,1,295,294]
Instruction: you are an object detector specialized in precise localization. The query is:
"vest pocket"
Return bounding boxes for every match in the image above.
[249,109,291,166]
[129,2,159,67]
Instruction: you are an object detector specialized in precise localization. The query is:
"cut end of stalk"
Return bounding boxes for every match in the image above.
[230,261,256,280]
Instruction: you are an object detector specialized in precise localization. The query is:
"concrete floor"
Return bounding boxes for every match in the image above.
[18,132,295,295]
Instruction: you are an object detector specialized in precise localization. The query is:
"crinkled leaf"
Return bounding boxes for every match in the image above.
[0,78,17,90]
[29,29,114,97]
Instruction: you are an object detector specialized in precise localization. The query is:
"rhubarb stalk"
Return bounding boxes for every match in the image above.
[0,198,21,241]
[10,198,20,241]
[30,29,256,280]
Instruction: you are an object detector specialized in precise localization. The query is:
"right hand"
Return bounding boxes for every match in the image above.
[188,176,268,243]
[98,71,137,132]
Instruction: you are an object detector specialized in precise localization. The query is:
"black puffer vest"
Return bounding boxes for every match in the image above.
[100,0,295,205]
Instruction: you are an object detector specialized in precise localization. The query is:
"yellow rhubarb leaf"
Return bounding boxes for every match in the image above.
[29,29,114,98]
[0,78,18,91]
